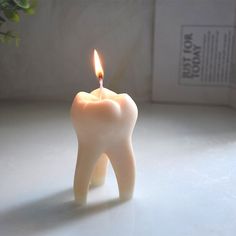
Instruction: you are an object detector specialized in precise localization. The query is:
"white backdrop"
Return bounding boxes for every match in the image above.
[0,0,154,101]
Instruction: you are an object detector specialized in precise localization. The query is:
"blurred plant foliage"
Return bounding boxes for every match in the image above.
[0,0,36,46]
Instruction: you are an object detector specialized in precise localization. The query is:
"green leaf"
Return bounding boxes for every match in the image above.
[24,6,34,14]
[13,0,30,9]
[0,0,36,46]
[3,9,20,22]
[0,30,19,46]
[0,0,9,9]
[0,0,16,10]
[24,0,37,15]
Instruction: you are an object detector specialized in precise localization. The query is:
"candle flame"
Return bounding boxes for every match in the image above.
[94,49,104,80]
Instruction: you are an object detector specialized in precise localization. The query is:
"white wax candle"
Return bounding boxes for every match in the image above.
[70,50,138,205]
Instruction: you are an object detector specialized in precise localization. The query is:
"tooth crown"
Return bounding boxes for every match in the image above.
[71,88,138,204]
[71,88,138,142]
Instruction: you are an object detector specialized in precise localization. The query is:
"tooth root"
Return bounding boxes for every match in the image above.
[107,141,135,201]
[90,153,108,187]
[74,146,101,205]
[73,142,135,204]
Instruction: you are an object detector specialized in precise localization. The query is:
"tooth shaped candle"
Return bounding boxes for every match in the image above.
[71,50,138,204]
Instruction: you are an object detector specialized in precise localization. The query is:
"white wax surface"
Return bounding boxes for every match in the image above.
[71,88,137,203]
[0,102,236,236]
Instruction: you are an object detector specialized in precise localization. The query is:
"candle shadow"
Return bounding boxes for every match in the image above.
[0,189,124,236]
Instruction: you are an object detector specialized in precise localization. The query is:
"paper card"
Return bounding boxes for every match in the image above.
[152,0,235,105]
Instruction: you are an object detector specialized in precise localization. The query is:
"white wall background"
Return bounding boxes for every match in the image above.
[0,0,154,101]
[0,0,235,105]
[230,2,236,108]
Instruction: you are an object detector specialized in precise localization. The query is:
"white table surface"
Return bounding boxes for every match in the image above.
[0,102,236,236]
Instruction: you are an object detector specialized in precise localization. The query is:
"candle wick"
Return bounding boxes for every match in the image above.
[99,79,103,100]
